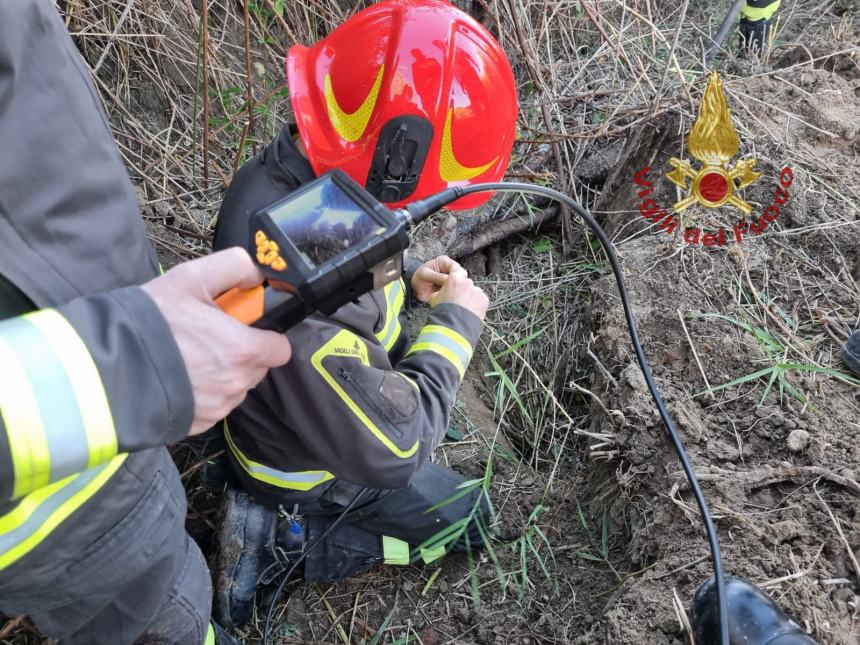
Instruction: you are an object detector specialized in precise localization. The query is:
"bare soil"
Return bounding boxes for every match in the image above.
[3,1,860,644]
[581,62,860,643]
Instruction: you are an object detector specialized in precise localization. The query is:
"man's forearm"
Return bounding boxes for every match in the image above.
[0,288,194,502]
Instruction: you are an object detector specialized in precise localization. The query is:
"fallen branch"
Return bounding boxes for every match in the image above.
[0,615,27,640]
[674,465,860,496]
[814,485,860,587]
[448,205,559,259]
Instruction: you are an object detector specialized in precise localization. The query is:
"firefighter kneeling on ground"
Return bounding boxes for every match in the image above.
[210,0,518,626]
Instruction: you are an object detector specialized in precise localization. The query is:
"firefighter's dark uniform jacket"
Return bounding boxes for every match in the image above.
[0,3,210,643]
[215,131,483,506]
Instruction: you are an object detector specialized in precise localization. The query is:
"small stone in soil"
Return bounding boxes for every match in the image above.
[787,429,810,452]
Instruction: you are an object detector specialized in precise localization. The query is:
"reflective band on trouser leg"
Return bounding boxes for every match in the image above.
[0,454,126,570]
[382,535,410,565]
[205,624,215,645]
[420,544,447,564]
[375,278,405,352]
[0,310,117,499]
[740,0,780,21]
[406,324,474,379]
[224,422,335,492]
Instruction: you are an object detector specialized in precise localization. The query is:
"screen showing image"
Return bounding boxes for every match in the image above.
[269,178,378,267]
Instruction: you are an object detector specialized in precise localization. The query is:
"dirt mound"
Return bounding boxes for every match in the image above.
[583,65,860,643]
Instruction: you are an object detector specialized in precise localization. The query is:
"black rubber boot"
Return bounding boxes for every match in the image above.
[256,510,307,585]
[739,17,772,55]
[691,576,818,644]
[200,452,235,493]
[211,621,242,645]
[214,488,278,627]
[842,330,860,376]
[275,512,306,560]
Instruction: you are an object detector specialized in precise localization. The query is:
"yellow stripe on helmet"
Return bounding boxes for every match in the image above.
[323,66,385,142]
[439,108,497,183]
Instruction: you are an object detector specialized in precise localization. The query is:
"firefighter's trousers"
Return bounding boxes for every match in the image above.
[0,449,212,645]
[287,461,491,583]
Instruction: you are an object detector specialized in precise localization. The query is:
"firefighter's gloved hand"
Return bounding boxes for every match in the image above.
[411,255,461,303]
[142,248,292,435]
[429,264,489,321]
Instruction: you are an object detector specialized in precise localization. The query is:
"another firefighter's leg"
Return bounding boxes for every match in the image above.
[303,462,492,582]
[0,449,212,645]
[739,0,781,54]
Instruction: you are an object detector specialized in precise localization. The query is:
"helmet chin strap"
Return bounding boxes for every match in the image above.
[293,134,308,160]
[365,115,434,203]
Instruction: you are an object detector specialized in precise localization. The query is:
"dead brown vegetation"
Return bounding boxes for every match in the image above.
[2,0,859,643]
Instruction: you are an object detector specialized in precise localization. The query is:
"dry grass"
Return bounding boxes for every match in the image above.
[3,0,858,642]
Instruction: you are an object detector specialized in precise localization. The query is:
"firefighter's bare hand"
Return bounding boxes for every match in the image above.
[141,248,292,435]
[429,265,489,321]
[411,255,462,303]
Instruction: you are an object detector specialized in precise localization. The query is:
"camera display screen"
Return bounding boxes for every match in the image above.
[268,177,380,268]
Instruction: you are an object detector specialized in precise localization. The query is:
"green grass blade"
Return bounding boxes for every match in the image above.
[600,510,609,559]
[424,479,483,513]
[759,366,782,404]
[575,500,590,533]
[368,606,397,645]
[533,525,558,570]
[476,515,508,594]
[487,353,533,425]
[780,363,860,386]
[412,517,469,557]
[466,531,481,608]
[696,366,776,396]
[493,327,549,359]
[525,533,556,591]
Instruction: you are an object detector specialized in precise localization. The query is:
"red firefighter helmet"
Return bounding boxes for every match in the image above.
[287,0,517,210]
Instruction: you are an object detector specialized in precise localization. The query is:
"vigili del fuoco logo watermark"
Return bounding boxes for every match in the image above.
[633,71,793,245]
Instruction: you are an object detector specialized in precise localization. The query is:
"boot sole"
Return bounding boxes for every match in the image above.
[843,330,860,377]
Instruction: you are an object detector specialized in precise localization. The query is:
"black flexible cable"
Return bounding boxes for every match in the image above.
[434,182,731,645]
[261,182,729,644]
[262,487,368,645]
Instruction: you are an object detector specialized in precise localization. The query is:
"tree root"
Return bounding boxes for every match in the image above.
[675,464,860,496]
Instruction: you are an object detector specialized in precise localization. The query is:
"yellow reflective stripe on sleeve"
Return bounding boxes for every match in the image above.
[312,330,419,459]
[382,535,410,565]
[0,454,126,570]
[407,342,467,378]
[0,337,50,498]
[421,325,473,355]
[205,624,216,645]
[375,279,405,352]
[0,310,118,498]
[740,0,780,21]
[224,422,334,492]
[406,324,474,379]
[26,310,117,469]
[420,544,447,565]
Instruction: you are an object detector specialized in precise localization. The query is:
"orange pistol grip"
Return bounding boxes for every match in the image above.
[216,285,266,325]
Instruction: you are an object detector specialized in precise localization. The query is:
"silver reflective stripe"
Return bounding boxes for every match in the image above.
[414,331,471,366]
[224,423,333,490]
[245,463,330,484]
[0,317,89,482]
[0,464,104,556]
[377,279,403,350]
